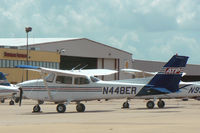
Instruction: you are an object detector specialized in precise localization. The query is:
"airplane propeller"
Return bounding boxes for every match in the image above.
[19,88,23,106]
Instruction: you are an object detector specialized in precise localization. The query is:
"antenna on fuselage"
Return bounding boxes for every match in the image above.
[72,64,81,71]
[80,64,88,71]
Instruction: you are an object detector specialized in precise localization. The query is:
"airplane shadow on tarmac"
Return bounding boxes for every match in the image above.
[119,106,184,112]
[20,110,115,115]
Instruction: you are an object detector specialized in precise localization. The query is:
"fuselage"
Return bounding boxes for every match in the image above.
[17,77,145,102]
[135,81,200,99]
[16,73,200,103]
[0,85,19,98]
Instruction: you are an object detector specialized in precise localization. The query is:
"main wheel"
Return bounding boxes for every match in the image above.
[56,104,66,113]
[33,105,41,112]
[1,99,5,103]
[146,101,155,109]
[157,100,165,108]
[122,101,129,108]
[76,103,85,112]
[9,100,14,105]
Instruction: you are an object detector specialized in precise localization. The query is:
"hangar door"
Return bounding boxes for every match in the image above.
[60,56,97,70]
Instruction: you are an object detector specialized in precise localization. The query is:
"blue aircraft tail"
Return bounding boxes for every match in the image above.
[136,55,189,96]
[0,72,10,86]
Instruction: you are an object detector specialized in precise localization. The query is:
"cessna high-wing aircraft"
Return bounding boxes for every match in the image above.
[121,63,200,109]
[16,55,188,113]
[0,72,19,105]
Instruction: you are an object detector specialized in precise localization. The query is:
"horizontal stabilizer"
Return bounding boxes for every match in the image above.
[181,75,200,82]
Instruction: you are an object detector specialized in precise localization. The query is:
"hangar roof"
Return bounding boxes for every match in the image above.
[27,38,132,55]
[0,38,76,46]
[18,38,132,59]
[0,38,132,56]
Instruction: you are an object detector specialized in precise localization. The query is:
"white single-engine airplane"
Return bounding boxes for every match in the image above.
[16,55,188,113]
[0,72,19,105]
[121,62,200,109]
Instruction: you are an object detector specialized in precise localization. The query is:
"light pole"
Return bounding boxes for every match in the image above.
[25,27,32,80]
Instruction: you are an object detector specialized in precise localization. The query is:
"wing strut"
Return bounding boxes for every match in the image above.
[40,70,53,100]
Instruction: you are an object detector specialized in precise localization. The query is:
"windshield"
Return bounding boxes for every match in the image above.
[90,76,100,82]
[45,73,55,82]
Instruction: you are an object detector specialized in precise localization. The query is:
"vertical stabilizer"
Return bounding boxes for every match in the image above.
[136,55,189,96]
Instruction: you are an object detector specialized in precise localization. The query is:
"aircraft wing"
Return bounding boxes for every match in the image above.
[73,69,118,76]
[16,65,118,76]
[121,69,157,78]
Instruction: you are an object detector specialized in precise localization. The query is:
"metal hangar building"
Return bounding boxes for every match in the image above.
[25,38,133,81]
[0,38,133,83]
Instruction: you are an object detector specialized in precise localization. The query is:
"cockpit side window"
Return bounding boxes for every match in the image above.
[45,73,55,83]
[56,75,72,84]
[74,77,90,85]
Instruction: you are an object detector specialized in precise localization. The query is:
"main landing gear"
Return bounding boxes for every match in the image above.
[122,101,130,109]
[146,99,165,109]
[32,102,86,113]
[76,103,85,112]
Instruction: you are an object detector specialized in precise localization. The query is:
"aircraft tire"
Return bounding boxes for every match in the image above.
[33,105,41,112]
[76,103,85,112]
[9,100,14,105]
[157,100,165,108]
[122,101,129,108]
[1,99,5,103]
[56,104,66,113]
[14,97,20,103]
[146,101,155,109]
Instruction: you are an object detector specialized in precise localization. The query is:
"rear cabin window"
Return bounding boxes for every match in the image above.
[74,77,90,85]
[56,76,72,84]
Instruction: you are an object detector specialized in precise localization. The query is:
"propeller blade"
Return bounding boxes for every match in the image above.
[19,88,23,106]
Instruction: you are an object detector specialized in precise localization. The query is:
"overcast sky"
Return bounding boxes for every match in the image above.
[0,0,200,64]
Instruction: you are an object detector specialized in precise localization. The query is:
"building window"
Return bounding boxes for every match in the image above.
[50,62,53,68]
[14,60,18,67]
[21,60,25,65]
[36,61,39,66]
[6,60,9,67]
[43,62,47,67]
[32,61,35,66]
[2,60,6,67]
[56,63,59,69]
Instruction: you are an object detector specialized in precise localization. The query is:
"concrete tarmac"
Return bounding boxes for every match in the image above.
[0,99,200,133]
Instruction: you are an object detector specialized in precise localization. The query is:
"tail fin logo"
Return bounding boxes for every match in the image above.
[165,67,183,74]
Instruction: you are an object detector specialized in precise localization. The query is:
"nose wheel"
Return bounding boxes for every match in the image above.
[9,100,15,105]
[33,104,41,112]
[122,101,129,108]
[1,99,5,103]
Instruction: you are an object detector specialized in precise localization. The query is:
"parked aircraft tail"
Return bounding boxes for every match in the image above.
[136,55,189,96]
[0,72,10,86]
